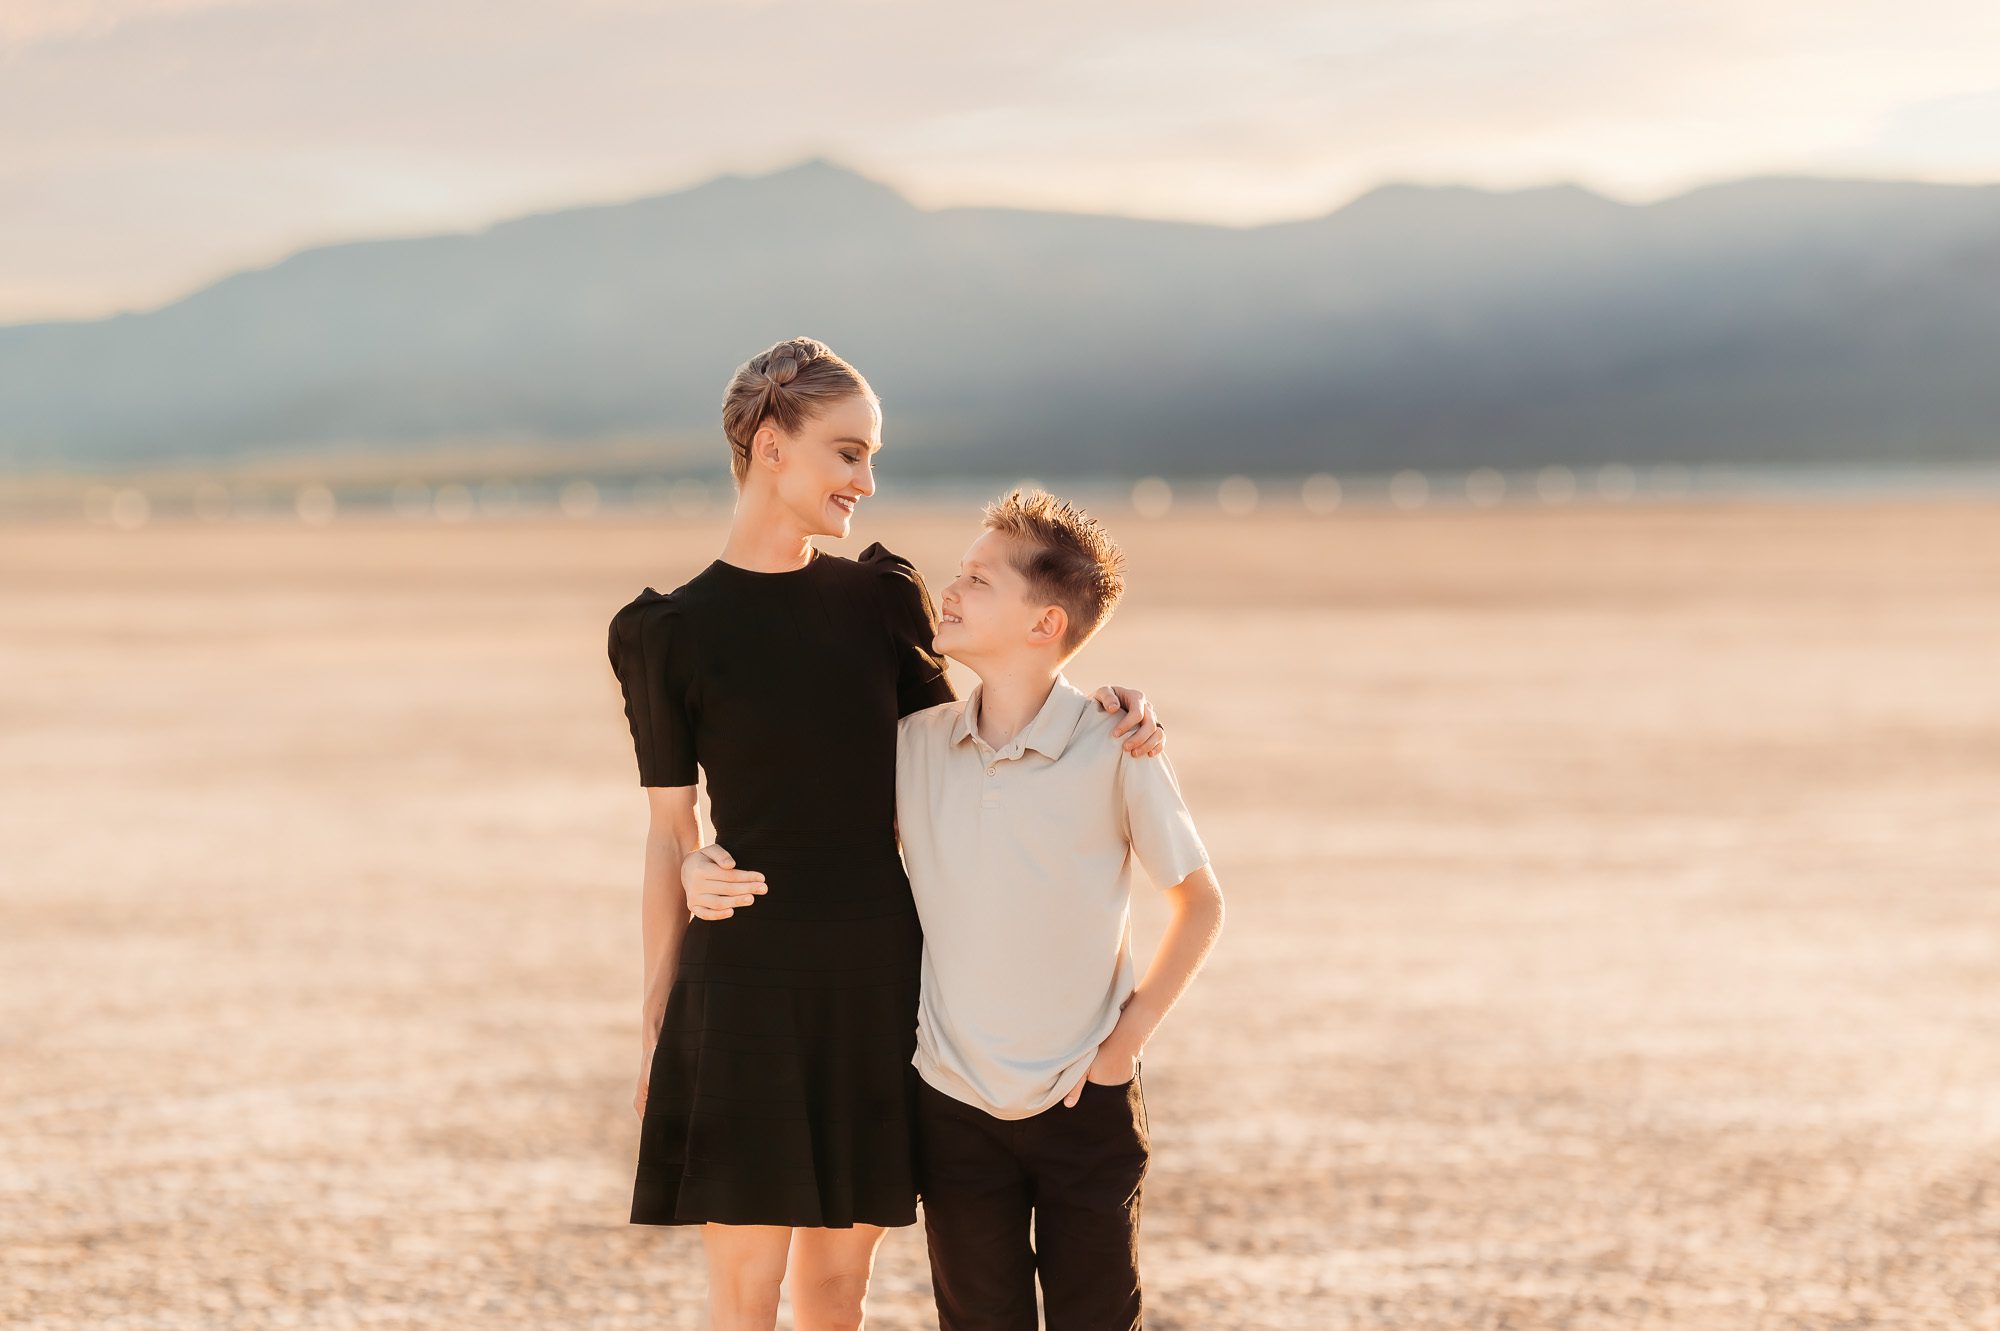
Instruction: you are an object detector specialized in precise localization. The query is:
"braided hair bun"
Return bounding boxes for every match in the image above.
[720,337,875,485]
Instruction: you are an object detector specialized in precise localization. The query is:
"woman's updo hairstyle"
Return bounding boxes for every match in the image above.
[721,336,877,486]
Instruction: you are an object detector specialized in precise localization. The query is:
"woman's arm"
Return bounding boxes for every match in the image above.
[635,784,701,1116]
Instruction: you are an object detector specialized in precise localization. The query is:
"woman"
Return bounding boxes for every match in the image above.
[607,336,1165,1330]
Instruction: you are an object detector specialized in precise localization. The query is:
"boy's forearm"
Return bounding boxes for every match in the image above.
[1102,866,1224,1061]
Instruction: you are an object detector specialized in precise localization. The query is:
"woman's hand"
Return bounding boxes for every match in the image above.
[1093,684,1165,757]
[681,843,767,920]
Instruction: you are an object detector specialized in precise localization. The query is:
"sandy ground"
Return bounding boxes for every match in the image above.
[3,500,1998,1330]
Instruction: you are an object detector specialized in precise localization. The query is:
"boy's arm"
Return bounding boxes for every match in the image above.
[1061,862,1225,1106]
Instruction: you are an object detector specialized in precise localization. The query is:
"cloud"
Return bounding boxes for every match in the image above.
[2,0,1997,320]
[0,0,268,49]
[1841,86,2000,179]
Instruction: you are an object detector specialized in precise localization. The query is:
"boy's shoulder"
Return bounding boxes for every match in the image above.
[1057,685,1145,759]
[897,697,967,748]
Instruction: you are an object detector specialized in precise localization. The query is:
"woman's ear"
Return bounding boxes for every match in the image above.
[754,424,783,470]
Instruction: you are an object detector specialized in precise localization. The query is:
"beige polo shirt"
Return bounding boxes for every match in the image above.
[895,670,1212,1120]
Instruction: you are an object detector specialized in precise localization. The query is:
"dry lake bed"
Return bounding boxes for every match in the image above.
[3,499,1997,1329]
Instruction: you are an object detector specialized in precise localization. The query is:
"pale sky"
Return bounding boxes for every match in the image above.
[4,0,1998,323]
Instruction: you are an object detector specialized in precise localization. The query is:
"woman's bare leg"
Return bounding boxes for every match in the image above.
[788,1223,889,1331]
[701,1223,792,1331]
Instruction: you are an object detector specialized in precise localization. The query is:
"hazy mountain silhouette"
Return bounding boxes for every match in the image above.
[3,157,1997,473]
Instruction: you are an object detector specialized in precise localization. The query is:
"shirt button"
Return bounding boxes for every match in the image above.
[986,765,997,776]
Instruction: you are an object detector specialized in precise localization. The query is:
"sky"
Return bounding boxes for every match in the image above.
[4,0,1998,324]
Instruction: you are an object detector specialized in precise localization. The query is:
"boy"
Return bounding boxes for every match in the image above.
[895,486,1226,1331]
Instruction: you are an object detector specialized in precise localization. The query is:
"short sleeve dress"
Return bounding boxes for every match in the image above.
[606,540,958,1227]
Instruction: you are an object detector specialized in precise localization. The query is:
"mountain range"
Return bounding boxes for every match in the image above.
[3,157,1997,475]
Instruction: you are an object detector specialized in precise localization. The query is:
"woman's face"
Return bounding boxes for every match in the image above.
[761,392,880,539]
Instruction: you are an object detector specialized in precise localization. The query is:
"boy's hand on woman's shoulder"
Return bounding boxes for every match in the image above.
[1094,684,1166,758]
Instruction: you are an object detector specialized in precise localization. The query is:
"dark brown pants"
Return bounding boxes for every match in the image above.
[913,1068,1151,1331]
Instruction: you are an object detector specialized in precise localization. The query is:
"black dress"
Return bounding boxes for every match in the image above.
[606,540,958,1228]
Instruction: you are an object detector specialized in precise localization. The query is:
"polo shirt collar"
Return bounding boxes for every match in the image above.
[950,671,1092,761]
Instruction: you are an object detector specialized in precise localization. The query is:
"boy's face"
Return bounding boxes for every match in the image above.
[934,529,1064,664]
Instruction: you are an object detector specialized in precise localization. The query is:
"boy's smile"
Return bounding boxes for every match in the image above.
[934,529,1038,661]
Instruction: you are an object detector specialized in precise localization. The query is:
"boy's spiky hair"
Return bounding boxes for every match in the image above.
[980,487,1127,657]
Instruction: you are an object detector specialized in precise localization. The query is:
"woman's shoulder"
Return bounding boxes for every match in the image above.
[854,539,913,568]
[850,541,937,619]
[606,583,695,666]
[853,540,925,588]
[611,582,682,624]
[612,555,733,621]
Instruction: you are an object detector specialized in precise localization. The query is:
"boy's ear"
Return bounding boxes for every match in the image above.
[1029,604,1068,648]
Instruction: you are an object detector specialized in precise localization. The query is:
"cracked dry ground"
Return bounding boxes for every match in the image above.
[3,500,1997,1329]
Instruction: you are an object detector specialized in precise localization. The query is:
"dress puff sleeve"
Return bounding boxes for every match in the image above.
[606,588,699,788]
[857,541,958,718]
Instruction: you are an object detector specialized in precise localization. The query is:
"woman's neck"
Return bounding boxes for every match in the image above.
[719,489,817,572]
